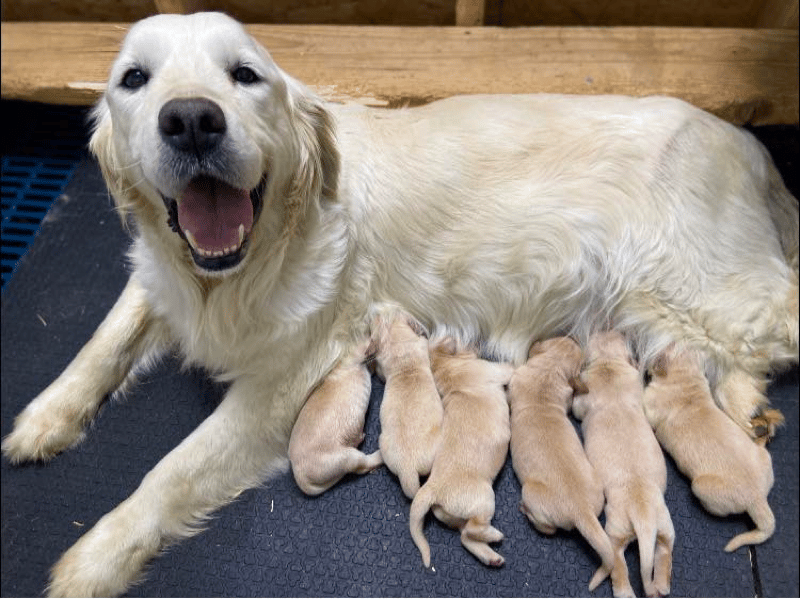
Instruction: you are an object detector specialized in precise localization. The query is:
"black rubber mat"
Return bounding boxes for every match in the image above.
[1,122,798,597]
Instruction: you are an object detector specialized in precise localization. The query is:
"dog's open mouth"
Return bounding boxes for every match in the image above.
[164,174,267,272]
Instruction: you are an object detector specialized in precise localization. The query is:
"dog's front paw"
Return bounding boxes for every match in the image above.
[48,508,156,597]
[2,398,87,463]
[750,407,785,445]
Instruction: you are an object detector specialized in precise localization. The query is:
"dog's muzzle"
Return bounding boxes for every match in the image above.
[157,98,267,273]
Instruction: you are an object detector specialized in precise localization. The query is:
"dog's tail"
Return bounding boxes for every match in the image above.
[409,483,436,568]
[765,157,799,272]
[630,503,660,597]
[724,497,776,552]
[575,510,616,590]
[398,468,421,499]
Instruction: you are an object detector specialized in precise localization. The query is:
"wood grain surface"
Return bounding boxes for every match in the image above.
[2,22,797,124]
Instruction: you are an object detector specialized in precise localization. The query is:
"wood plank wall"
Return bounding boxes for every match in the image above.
[1,0,798,123]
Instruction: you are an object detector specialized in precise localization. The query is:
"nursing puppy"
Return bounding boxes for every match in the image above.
[288,340,382,495]
[508,337,616,589]
[573,332,674,598]
[409,339,513,568]
[371,306,443,498]
[643,347,775,552]
[2,11,796,596]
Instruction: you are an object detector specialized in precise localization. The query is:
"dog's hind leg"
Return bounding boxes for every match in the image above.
[2,276,171,463]
[47,374,296,597]
[714,369,784,443]
[650,515,675,597]
[460,522,505,567]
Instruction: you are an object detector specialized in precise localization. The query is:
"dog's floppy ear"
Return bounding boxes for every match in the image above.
[287,90,340,206]
[89,99,135,225]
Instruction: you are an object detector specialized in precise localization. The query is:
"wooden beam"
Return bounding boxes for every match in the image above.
[756,0,799,28]
[1,23,797,124]
[455,0,485,25]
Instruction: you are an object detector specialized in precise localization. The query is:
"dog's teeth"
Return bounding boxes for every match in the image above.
[238,224,245,246]
[184,229,195,249]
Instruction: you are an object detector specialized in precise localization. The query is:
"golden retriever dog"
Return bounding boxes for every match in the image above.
[409,339,514,568]
[573,332,674,598]
[288,338,382,495]
[643,346,776,552]
[508,337,616,590]
[0,11,796,596]
[371,305,443,498]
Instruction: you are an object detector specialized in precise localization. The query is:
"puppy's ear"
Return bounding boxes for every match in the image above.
[89,99,134,225]
[649,353,669,378]
[526,341,544,360]
[405,314,430,339]
[570,372,589,395]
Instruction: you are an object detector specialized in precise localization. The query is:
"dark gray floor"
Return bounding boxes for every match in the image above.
[2,136,798,597]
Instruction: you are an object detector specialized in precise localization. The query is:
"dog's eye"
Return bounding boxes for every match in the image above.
[231,66,260,85]
[120,68,149,90]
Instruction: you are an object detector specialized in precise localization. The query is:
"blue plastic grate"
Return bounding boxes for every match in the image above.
[1,102,90,290]
[1,157,82,288]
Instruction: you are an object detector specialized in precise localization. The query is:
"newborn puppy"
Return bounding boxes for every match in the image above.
[409,339,514,568]
[288,340,382,495]
[573,331,674,598]
[643,346,775,552]
[371,308,444,498]
[508,336,616,587]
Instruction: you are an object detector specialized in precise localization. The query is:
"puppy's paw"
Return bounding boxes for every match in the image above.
[750,407,785,445]
[2,400,87,463]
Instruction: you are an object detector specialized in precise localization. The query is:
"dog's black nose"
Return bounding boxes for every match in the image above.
[158,98,227,156]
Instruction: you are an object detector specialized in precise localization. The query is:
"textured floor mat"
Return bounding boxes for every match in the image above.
[2,131,798,597]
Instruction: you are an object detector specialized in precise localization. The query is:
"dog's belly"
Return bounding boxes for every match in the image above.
[337,94,791,362]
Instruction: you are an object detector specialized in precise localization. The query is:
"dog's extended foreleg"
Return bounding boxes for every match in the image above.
[2,276,171,463]
[47,375,293,597]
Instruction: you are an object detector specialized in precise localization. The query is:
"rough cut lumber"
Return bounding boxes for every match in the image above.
[1,22,797,125]
[455,0,486,26]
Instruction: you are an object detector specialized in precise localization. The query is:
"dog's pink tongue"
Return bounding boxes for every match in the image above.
[178,177,253,253]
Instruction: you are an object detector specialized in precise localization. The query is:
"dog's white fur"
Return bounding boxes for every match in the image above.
[409,340,513,568]
[0,11,796,596]
[573,332,674,598]
[643,346,775,552]
[508,337,616,589]
[371,305,443,498]
[288,339,382,495]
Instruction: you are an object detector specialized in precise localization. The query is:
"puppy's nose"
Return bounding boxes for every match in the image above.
[158,98,227,156]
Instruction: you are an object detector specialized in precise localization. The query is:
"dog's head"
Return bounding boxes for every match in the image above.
[91,12,338,276]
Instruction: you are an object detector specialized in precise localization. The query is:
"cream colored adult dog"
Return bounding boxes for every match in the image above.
[1,10,797,597]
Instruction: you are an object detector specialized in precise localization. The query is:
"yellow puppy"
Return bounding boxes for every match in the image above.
[372,308,443,498]
[409,339,514,568]
[573,331,674,598]
[508,336,616,589]
[643,347,775,552]
[288,340,382,495]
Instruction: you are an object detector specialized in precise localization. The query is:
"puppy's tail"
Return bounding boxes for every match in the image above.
[397,468,421,499]
[409,484,436,568]
[575,511,616,590]
[630,506,659,597]
[724,497,776,552]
